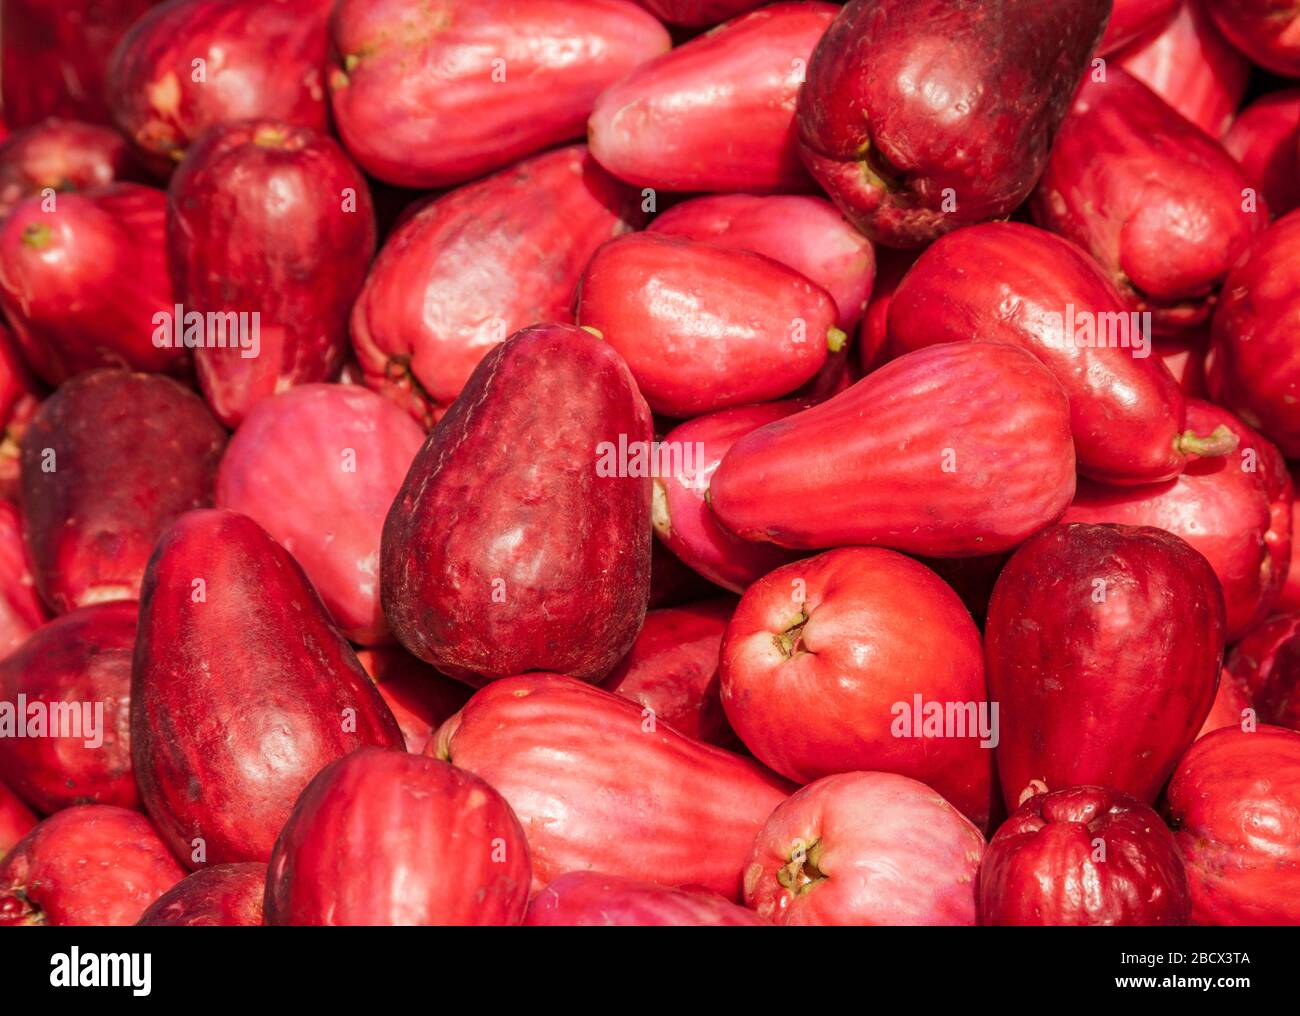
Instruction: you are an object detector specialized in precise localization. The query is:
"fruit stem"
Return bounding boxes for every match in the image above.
[827,327,847,353]
[776,838,826,894]
[1176,424,1239,460]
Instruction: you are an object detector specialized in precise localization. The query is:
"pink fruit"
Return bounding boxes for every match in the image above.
[355,647,473,755]
[526,871,767,926]
[1223,89,1300,219]
[136,863,265,926]
[0,118,140,220]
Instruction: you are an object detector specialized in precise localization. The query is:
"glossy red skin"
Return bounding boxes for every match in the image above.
[1098,0,1179,53]
[382,325,652,685]
[711,343,1076,556]
[20,370,225,614]
[1224,614,1300,730]
[0,500,46,658]
[136,863,265,926]
[108,0,332,172]
[431,673,792,898]
[0,780,36,858]
[0,118,140,219]
[526,871,766,926]
[1223,89,1300,219]
[0,0,159,128]
[1167,726,1300,924]
[1116,2,1249,138]
[1208,211,1300,457]
[601,599,736,747]
[0,603,137,813]
[1154,329,1210,398]
[652,403,802,593]
[650,193,874,330]
[1205,0,1300,77]
[216,384,425,644]
[264,748,530,926]
[634,0,764,26]
[978,786,1189,926]
[888,222,1189,485]
[986,523,1225,809]
[577,233,840,417]
[744,772,984,926]
[860,247,918,374]
[168,121,376,427]
[796,0,1110,247]
[721,548,993,830]
[0,184,182,384]
[329,0,669,188]
[589,4,835,194]
[356,647,474,755]
[1032,71,1266,334]
[0,805,184,926]
[351,145,644,427]
[132,510,403,867]
[1198,669,1254,740]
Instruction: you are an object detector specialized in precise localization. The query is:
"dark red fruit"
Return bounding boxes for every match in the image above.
[1205,0,1300,77]
[1223,614,1300,731]
[0,118,139,220]
[525,871,766,926]
[136,863,265,926]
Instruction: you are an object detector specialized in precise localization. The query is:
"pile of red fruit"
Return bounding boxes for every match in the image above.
[0,0,1297,929]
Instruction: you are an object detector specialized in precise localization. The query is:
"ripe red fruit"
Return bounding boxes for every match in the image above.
[136,863,265,927]
[350,145,644,427]
[431,673,792,898]
[1097,0,1180,54]
[710,342,1076,555]
[1198,670,1254,741]
[796,0,1110,246]
[0,779,36,858]
[744,772,985,925]
[355,647,473,755]
[0,118,140,219]
[633,0,764,26]
[1223,89,1300,219]
[1223,615,1300,731]
[986,523,1225,809]
[0,805,184,926]
[859,247,918,373]
[526,872,766,926]
[328,0,669,188]
[265,748,530,926]
[1204,0,1300,77]
[0,500,47,658]
[1167,725,1300,924]
[132,509,403,867]
[382,324,653,685]
[978,786,1190,926]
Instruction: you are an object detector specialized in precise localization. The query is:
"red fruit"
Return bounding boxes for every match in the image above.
[1205,0,1300,77]
[215,384,425,644]
[589,3,835,194]
[1197,670,1254,740]
[710,343,1076,556]
[1208,211,1300,457]
[0,500,46,658]
[1098,0,1180,53]
[350,145,644,427]
[1223,614,1300,731]
[744,772,984,925]
[986,523,1225,809]
[1223,89,1300,219]
[108,0,332,171]
[0,118,140,219]
[650,193,874,329]
[0,602,137,812]
[355,647,473,755]
[167,122,375,427]
[382,325,653,685]
[0,325,42,493]
[329,0,669,188]
[652,402,802,593]
[978,786,1190,926]
[796,0,1109,246]
[20,370,226,614]
[1167,726,1300,924]
[0,184,182,384]
[1154,328,1210,397]
[132,510,403,866]
[136,863,265,926]
[265,748,530,926]
[0,780,36,858]
[577,233,843,417]
[633,0,764,26]
[602,598,736,748]
[721,548,993,829]
[860,247,918,373]
[431,673,792,898]
[526,871,766,926]
[0,805,184,926]
[1032,70,1266,334]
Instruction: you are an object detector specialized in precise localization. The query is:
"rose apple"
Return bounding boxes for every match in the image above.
[634,0,764,26]
[136,863,265,926]
[355,647,473,755]
[1097,0,1180,54]
[0,780,36,859]
[1223,89,1300,219]
[0,118,140,219]
[526,872,766,926]
[1204,0,1300,77]
[1198,670,1255,740]
[1223,614,1300,730]
[0,499,46,657]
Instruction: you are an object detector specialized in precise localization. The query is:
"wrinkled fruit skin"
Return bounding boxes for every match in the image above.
[132,510,403,866]
[744,772,985,925]
[382,324,653,685]
[722,548,993,830]
[1167,726,1300,924]
[20,369,226,614]
[432,673,792,898]
[329,0,670,188]
[136,863,266,927]
[0,499,47,657]
[167,121,375,427]
[887,221,1192,485]
[356,647,473,754]
[265,748,530,926]
[1223,89,1300,220]
[1206,0,1300,77]
[588,3,835,194]
[351,145,644,426]
[710,342,1076,556]
[0,780,36,858]
[987,523,1225,808]
[1032,70,1266,334]
[796,0,1110,247]
[0,805,184,926]
[0,118,140,220]
[526,871,766,926]
[0,602,138,812]
[216,384,425,644]
[979,786,1190,926]
[1098,0,1179,54]
[1224,614,1300,730]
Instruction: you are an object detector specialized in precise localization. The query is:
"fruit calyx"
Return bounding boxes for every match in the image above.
[777,838,826,894]
[1175,425,1239,460]
[21,223,52,249]
[827,327,848,353]
[773,611,809,658]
